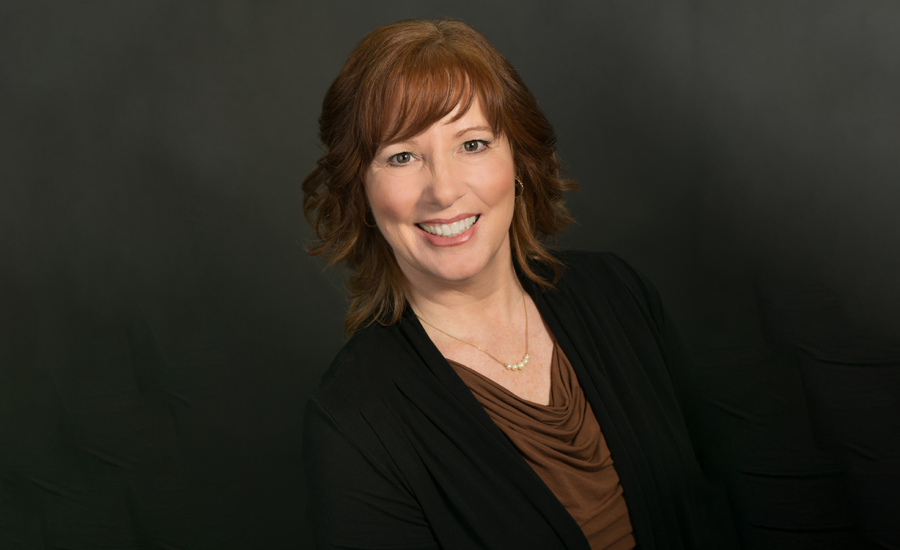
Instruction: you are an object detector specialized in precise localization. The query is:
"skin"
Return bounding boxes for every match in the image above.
[365,98,556,404]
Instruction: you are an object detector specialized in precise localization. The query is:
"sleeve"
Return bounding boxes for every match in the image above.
[654,299,712,470]
[302,398,440,550]
[610,254,740,543]
[604,253,717,474]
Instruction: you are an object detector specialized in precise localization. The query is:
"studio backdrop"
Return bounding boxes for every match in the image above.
[1,1,898,548]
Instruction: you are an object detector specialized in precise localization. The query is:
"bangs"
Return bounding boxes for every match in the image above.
[364,46,504,149]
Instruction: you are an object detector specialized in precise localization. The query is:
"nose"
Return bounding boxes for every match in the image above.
[425,158,466,208]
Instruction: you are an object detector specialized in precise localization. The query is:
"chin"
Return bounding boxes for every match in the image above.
[398,232,511,287]
[427,262,485,284]
[408,250,482,283]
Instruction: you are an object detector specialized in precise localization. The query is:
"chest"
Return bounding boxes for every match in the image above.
[432,314,557,405]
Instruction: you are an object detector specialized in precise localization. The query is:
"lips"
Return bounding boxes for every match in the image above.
[417,215,479,238]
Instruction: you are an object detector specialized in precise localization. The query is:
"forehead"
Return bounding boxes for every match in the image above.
[383,96,490,146]
[377,70,499,147]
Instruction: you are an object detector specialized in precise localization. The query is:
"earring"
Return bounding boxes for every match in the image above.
[514,176,525,198]
[364,209,377,228]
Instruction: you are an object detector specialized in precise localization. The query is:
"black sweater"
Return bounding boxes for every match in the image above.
[303,251,734,549]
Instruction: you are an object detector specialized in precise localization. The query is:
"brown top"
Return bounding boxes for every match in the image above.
[448,342,635,550]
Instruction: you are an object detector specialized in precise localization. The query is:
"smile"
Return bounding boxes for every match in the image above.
[417,215,479,238]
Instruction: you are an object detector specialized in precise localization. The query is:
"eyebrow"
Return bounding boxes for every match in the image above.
[453,125,493,137]
[381,125,495,149]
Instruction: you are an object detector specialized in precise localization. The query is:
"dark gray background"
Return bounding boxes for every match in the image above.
[1,1,898,548]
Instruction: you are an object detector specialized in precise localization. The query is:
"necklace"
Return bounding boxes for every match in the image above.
[415,289,530,371]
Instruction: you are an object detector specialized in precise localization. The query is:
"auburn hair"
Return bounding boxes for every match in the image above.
[302,18,577,334]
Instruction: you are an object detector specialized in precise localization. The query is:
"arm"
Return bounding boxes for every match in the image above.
[601,252,717,474]
[302,399,439,550]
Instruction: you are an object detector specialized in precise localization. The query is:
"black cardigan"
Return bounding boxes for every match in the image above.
[303,251,734,549]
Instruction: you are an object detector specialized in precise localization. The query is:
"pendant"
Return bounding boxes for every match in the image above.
[505,353,530,371]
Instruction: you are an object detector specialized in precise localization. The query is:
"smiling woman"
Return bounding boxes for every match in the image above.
[301,18,733,550]
[302,18,575,334]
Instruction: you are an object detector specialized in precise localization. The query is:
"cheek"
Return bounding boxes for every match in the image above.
[470,162,515,207]
[367,177,415,226]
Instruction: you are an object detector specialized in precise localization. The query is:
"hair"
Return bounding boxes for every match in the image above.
[302,18,577,334]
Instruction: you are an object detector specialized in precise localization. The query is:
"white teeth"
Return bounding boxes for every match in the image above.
[418,215,478,238]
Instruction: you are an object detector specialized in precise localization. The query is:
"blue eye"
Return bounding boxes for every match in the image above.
[389,152,413,164]
[463,140,487,152]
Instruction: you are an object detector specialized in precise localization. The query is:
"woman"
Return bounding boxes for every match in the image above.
[302,18,730,550]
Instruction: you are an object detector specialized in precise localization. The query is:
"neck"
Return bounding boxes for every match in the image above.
[403,248,524,335]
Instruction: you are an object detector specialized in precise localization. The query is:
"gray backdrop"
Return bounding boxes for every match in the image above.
[2,1,898,548]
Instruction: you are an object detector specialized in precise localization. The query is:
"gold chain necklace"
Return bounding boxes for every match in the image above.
[415,290,530,371]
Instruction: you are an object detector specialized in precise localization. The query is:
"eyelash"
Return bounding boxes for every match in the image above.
[386,139,492,166]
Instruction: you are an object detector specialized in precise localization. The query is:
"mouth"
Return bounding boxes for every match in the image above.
[417,215,479,238]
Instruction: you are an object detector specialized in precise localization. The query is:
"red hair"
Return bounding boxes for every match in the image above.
[302,18,577,333]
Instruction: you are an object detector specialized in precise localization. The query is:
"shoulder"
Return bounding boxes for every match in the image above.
[554,249,638,279]
[308,320,414,411]
[534,249,668,342]
[553,250,661,308]
[303,320,423,473]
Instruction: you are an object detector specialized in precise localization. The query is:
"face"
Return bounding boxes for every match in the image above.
[365,98,517,291]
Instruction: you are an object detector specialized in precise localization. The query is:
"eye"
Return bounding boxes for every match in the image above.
[388,152,414,165]
[462,140,488,153]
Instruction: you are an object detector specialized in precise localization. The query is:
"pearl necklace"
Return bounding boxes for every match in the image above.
[415,290,530,371]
